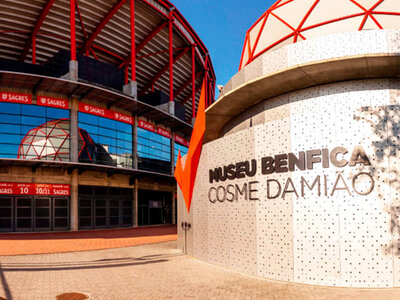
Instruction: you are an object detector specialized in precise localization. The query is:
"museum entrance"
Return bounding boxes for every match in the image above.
[0,196,70,232]
[138,190,172,226]
[78,185,133,230]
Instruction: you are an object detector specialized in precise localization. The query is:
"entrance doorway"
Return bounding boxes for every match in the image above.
[0,196,69,232]
[138,190,172,226]
[78,186,133,230]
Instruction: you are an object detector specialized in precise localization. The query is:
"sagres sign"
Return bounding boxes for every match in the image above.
[208,146,374,203]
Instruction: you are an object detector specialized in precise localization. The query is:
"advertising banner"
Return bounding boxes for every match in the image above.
[175,134,190,147]
[78,103,133,124]
[138,119,155,132]
[0,92,32,104]
[156,126,171,138]
[37,96,69,109]
[0,183,70,196]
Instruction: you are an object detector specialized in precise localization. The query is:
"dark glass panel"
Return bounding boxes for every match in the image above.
[0,219,11,228]
[55,208,68,217]
[17,219,31,228]
[96,208,106,216]
[95,217,106,226]
[18,198,31,207]
[79,208,91,217]
[79,217,91,227]
[109,208,119,216]
[54,198,68,207]
[122,217,132,225]
[35,208,49,218]
[109,217,119,226]
[0,208,11,218]
[36,219,50,228]
[0,198,12,207]
[54,218,68,228]
[36,198,49,207]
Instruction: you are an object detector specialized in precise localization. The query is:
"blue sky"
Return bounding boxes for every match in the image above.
[173,0,276,94]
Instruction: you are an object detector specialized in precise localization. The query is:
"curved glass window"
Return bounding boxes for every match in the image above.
[78,112,132,168]
[137,128,171,174]
[0,103,70,161]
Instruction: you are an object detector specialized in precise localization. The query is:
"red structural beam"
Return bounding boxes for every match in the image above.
[119,21,168,68]
[70,0,76,60]
[191,45,196,118]
[168,10,174,102]
[81,0,128,53]
[20,0,57,61]
[175,71,202,100]
[32,36,37,64]
[130,0,136,81]
[138,47,190,97]
[181,77,203,105]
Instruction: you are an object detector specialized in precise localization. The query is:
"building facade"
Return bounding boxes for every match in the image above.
[178,0,400,288]
[0,0,215,232]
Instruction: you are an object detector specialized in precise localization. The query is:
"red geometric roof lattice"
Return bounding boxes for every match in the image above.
[239,0,400,70]
[18,119,70,161]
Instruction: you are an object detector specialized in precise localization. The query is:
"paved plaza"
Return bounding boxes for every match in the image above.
[0,225,176,256]
[0,240,399,299]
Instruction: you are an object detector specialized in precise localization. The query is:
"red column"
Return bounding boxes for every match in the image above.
[168,11,174,102]
[70,0,76,61]
[191,44,196,119]
[32,36,36,64]
[124,65,129,84]
[130,0,136,82]
[204,71,208,108]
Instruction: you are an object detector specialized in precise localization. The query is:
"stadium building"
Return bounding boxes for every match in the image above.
[0,0,215,232]
[179,0,400,289]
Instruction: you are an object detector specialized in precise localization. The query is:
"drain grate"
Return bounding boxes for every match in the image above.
[56,292,89,300]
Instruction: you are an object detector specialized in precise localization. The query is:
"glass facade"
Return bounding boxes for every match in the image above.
[137,128,171,174]
[0,100,184,173]
[78,112,133,168]
[175,143,189,165]
[0,102,70,160]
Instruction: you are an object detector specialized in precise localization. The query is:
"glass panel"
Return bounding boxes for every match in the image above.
[0,208,11,218]
[54,198,68,207]
[0,198,12,207]
[79,208,91,217]
[95,217,106,226]
[18,208,31,218]
[122,217,132,225]
[79,217,91,227]
[96,208,106,216]
[36,208,49,218]
[55,208,68,217]
[109,208,119,216]
[109,217,119,226]
[54,218,68,228]
[78,112,132,168]
[36,198,49,207]
[0,103,70,161]
[0,219,11,229]
[36,219,50,228]
[17,198,31,207]
[17,219,31,228]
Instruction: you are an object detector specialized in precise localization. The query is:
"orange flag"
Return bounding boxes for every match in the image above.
[174,79,207,212]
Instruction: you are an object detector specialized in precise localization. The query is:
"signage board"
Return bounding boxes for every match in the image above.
[0,92,32,104]
[0,183,70,196]
[37,96,69,109]
[138,119,155,132]
[156,126,171,138]
[175,134,190,147]
[78,103,133,124]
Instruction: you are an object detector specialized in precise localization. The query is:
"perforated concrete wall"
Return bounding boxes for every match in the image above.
[178,78,400,288]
